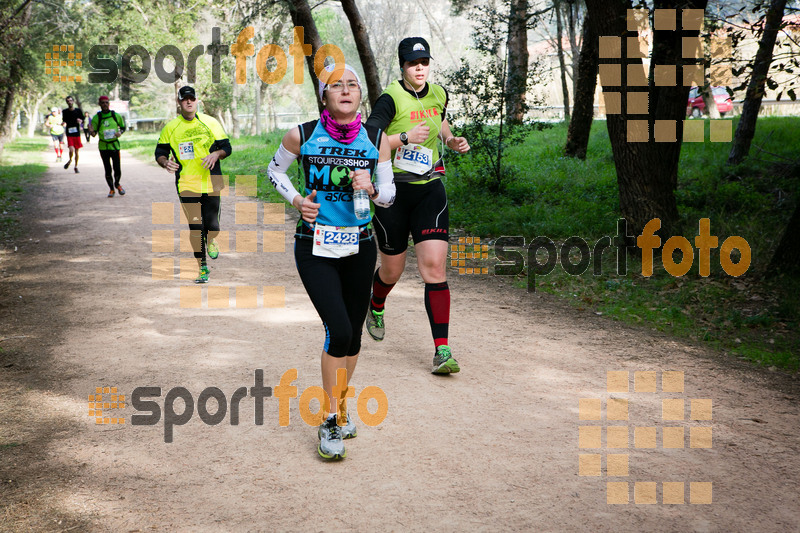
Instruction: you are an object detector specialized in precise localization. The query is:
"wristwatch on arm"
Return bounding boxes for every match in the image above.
[369,185,380,200]
[399,131,409,145]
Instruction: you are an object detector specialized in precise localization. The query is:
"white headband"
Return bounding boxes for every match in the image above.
[318,63,362,100]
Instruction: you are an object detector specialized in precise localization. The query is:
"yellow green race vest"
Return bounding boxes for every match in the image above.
[383,80,447,181]
[46,115,64,135]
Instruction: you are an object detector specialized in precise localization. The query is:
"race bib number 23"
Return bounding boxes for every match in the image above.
[179,142,195,160]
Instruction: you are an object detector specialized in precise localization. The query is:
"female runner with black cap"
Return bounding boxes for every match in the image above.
[365,37,470,375]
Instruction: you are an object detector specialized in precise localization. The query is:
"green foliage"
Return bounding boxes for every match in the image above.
[442,1,546,194]
[452,116,800,371]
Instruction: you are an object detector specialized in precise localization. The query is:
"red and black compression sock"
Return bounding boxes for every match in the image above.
[424,281,450,348]
[370,269,395,311]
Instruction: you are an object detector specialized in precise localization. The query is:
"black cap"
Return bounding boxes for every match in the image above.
[398,37,432,67]
[178,86,196,100]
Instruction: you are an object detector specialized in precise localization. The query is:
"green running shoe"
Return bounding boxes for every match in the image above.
[318,415,346,460]
[207,239,219,260]
[432,345,460,374]
[195,265,210,284]
[365,307,385,341]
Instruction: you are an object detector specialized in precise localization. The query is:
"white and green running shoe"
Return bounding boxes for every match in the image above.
[339,404,357,439]
[195,265,210,284]
[318,415,346,460]
[432,345,460,374]
[365,307,385,341]
[207,239,219,260]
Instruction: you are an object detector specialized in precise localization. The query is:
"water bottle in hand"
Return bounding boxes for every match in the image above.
[353,189,370,220]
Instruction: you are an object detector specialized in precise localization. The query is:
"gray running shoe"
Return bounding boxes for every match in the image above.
[365,307,385,341]
[318,415,346,460]
[432,345,460,374]
[339,406,357,439]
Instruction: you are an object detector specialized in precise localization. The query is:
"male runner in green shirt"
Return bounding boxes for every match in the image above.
[89,95,127,197]
[155,86,232,283]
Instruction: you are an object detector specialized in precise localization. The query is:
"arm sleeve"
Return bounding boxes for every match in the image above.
[154,143,171,162]
[267,143,301,204]
[210,138,232,157]
[372,160,395,208]
[119,114,127,133]
[365,94,396,131]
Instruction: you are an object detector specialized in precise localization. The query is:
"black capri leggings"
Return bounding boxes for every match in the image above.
[294,237,377,357]
[178,193,221,261]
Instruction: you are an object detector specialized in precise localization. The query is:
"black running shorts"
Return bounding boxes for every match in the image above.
[372,178,448,255]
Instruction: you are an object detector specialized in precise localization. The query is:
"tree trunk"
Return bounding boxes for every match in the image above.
[505,0,529,124]
[22,92,49,138]
[700,84,720,118]
[340,0,382,108]
[567,0,580,99]
[285,0,325,113]
[268,90,277,131]
[767,200,800,276]
[564,10,597,159]
[584,0,708,238]
[252,82,262,135]
[229,76,240,139]
[0,2,30,148]
[414,0,460,65]
[261,83,272,133]
[555,0,571,121]
[0,63,20,143]
[728,0,786,165]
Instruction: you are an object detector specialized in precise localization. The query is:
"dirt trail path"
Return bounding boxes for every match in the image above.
[0,147,798,532]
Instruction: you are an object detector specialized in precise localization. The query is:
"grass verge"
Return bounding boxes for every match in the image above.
[448,116,799,372]
[0,136,49,243]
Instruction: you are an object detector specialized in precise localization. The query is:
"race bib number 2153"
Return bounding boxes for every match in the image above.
[394,144,433,174]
